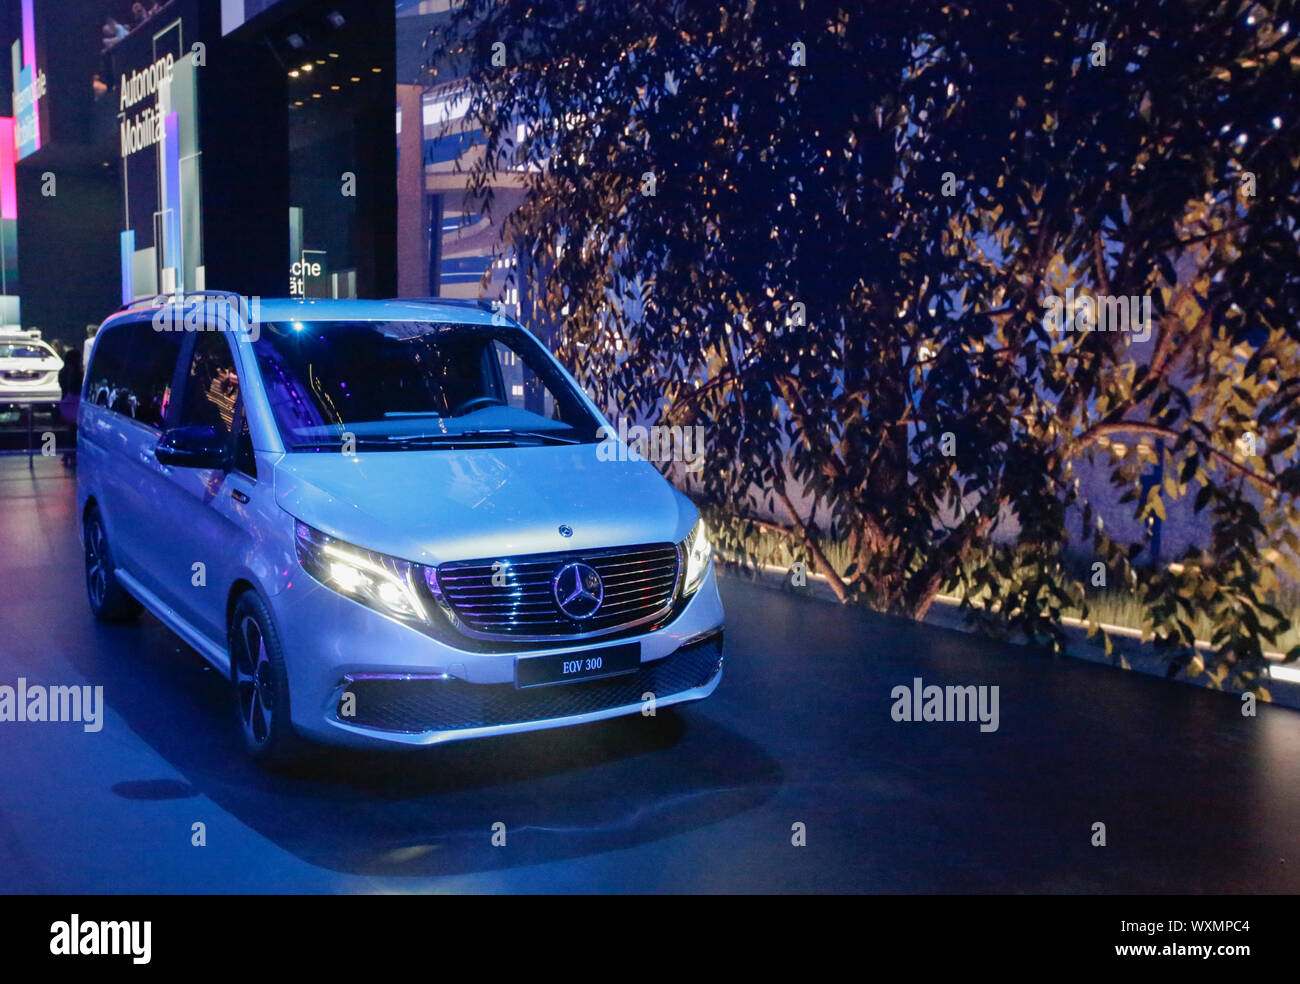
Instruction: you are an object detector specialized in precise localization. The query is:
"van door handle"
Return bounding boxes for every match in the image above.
[138,448,154,464]
[231,489,249,504]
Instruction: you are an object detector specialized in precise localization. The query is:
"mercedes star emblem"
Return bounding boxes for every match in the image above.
[552,562,604,619]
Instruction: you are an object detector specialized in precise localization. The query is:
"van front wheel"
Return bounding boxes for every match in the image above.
[229,591,305,767]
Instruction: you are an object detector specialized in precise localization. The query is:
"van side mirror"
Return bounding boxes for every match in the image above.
[155,425,233,470]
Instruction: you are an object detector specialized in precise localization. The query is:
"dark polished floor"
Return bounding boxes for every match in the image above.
[0,454,1297,892]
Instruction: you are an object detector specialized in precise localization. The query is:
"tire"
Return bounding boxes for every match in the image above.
[83,505,143,622]
[229,590,306,767]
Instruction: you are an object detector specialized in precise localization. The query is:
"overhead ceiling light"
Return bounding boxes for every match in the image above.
[289,70,300,77]
[350,76,360,82]
[330,84,340,90]
[371,67,382,72]
[301,63,313,72]
[328,52,339,59]
[315,59,325,65]
[312,93,321,98]
[327,11,345,28]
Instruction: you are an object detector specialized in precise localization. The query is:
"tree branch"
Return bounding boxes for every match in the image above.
[776,490,850,604]
[1067,421,1280,493]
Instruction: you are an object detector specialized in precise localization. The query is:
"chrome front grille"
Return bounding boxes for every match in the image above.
[432,543,681,640]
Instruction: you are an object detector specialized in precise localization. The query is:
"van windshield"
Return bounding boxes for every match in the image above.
[251,320,603,451]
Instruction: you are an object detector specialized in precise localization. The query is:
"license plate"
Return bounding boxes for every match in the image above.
[515,643,642,689]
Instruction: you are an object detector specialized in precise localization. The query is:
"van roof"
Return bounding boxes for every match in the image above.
[104,296,506,330]
[258,297,504,325]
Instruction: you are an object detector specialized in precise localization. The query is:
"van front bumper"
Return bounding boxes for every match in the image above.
[273,562,725,748]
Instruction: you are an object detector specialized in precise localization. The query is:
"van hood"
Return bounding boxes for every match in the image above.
[273,443,697,564]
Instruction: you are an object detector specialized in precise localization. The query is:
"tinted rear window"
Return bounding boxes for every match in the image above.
[0,344,53,359]
[85,321,183,429]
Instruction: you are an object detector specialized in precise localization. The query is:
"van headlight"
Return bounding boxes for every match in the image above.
[680,518,712,597]
[294,521,429,625]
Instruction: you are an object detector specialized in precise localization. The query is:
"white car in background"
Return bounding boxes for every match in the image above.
[0,328,63,404]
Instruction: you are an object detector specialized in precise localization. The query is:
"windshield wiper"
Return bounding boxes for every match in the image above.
[289,439,412,451]
[378,429,582,447]
[383,432,518,446]
[286,433,504,450]
[290,430,583,451]
[460,428,583,445]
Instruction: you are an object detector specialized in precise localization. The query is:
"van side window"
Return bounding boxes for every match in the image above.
[84,324,131,410]
[124,325,183,429]
[180,332,241,439]
[84,320,181,428]
[185,333,256,478]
